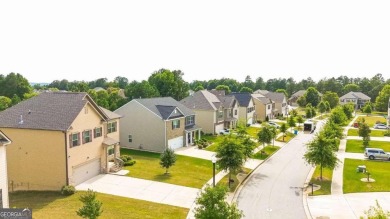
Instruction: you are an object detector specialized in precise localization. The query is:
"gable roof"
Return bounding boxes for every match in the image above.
[253,90,269,95]
[181,90,221,111]
[100,107,122,120]
[217,95,237,108]
[263,92,286,103]
[290,90,306,99]
[0,92,108,131]
[135,97,194,120]
[252,94,273,105]
[229,93,253,107]
[340,92,371,100]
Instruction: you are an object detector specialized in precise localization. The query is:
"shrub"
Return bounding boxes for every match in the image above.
[61,185,76,196]
[120,155,133,162]
[124,160,136,166]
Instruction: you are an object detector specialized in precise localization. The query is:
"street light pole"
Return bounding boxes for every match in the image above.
[211,155,217,187]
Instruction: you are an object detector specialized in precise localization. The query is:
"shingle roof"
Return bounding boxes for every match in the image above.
[253,90,269,95]
[252,94,273,105]
[0,92,108,131]
[100,107,122,120]
[217,96,235,108]
[263,92,286,103]
[135,97,194,120]
[290,90,306,98]
[181,90,220,111]
[340,92,371,100]
[229,93,252,107]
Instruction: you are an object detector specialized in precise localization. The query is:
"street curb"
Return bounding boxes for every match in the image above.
[302,166,315,219]
[231,136,296,204]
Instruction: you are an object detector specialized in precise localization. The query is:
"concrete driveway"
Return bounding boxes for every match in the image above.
[76,174,199,208]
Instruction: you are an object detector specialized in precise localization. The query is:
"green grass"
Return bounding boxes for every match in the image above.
[347,129,387,137]
[217,168,251,192]
[121,149,213,188]
[357,111,387,116]
[10,191,188,219]
[247,126,260,139]
[276,132,295,142]
[309,166,333,196]
[355,116,387,127]
[252,146,280,160]
[202,135,226,152]
[345,140,390,153]
[343,159,390,193]
[316,114,329,120]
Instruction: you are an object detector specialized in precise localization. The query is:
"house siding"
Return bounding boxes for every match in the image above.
[166,118,185,141]
[0,144,9,207]
[115,101,165,152]
[194,110,216,134]
[4,128,66,191]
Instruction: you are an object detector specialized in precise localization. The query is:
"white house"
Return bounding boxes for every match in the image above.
[0,131,11,208]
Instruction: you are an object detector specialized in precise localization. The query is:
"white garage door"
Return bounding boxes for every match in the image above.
[215,123,224,134]
[247,117,253,125]
[168,136,183,150]
[73,159,101,185]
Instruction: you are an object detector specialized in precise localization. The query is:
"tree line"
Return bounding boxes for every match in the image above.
[1,70,390,112]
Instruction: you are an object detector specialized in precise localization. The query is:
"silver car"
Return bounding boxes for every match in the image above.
[364,148,390,160]
[373,124,389,130]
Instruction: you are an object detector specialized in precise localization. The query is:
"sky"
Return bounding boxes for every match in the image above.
[1,0,390,84]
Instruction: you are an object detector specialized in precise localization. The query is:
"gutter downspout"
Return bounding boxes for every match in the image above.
[64,131,69,186]
[164,120,167,149]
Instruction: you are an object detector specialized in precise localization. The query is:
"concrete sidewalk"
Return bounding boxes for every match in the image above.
[347,136,390,141]
[76,174,199,208]
[345,152,365,160]
[307,193,390,219]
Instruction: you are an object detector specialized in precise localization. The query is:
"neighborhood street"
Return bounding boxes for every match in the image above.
[236,123,323,219]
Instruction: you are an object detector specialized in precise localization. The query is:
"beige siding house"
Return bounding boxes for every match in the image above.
[0,131,11,208]
[252,94,273,121]
[181,90,239,134]
[0,92,122,191]
[254,90,288,117]
[229,93,255,125]
[115,97,201,152]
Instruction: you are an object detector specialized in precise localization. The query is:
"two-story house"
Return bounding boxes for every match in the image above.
[229,93,256,125]
[0,92,122,191]
[209,90,239,130]
[115,97,201,152]
[288,90,306,106]
[254,90,288,117]
[0,131,11,208]
[252,94,274,121]
[339,92,371,109]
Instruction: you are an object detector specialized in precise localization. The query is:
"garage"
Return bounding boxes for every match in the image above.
[168,136,183,150]
[215,123,224,134]
[73,159,101,185]
[247,117,253,125]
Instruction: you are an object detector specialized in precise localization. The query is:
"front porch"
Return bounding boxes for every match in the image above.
[224,117,238,129]
[185,125,202,147]
[102,137,122,173]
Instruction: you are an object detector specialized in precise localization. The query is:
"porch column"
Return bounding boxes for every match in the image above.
[190,131,193,145]
[198,129,201,140]
[105,145,109,173]
[186,132,189,147]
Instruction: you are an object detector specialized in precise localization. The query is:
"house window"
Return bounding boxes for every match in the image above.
[185,116,195,126]
[172,119,180,129]
[82,130,92,144]
[70,133,80,147]
[268,105,271,109]
[218,110,223,119]
[128,135,132,143]
[235,109,237,115]
[94,127,102,138]
[108,146,114,155]
[108,122,117,133]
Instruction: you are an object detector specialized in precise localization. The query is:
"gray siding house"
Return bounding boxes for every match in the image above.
[340,92,371,109]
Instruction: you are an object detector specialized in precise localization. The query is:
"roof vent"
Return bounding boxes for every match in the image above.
[19,115,24,125]
[28,110,31,114]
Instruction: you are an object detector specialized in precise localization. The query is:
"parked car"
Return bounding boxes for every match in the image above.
[373,124,389,129]
[219,129,230,135]
[364,148,390,160]
[267,122,280,129]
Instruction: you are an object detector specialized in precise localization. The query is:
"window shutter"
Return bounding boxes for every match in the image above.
[178,120,180,128]
[69,134,73,147]
[93,128,96,138]
[78,133,81,146]
[82,132,85,144]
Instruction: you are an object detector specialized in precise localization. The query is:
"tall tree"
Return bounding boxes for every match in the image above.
[216,137,245,188]
[114,76,129,89]
[304,134,339,180]
[322,91,339,109]
[257,126,273,147]
[160,148,177,174]
[148,69,189,100]
[0,73,32,99]
[242,75,255,90]
[375,84,390,112]
[288,116,296,132]
[125,80,160,100]
[343,84,360,94]
[329,106,347,125]
[239,87,253,93]
[194,186,243,219]
[317,101,327,118]
[241,137,256,161]
[216,85,231,94]
[254,77,266,90]
[358,119,371,148]
[280,123,287,142]
[0,96,12,111]
[304,87,321,107]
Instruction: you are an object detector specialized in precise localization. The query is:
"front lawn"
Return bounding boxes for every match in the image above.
[309,166,333,196]
[247,126,261,139]
[355,116,387,127]
[276,132,295,142]
[202,135,226,152]
[121,149,214,188]
[347,129,388,137]
[217,168,251,192]
[343,159,390,193]
[10,191,188,219]
[252,146,280,160]
[345,140,390,153]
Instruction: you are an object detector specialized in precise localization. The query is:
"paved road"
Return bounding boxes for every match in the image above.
[237,123,323,219]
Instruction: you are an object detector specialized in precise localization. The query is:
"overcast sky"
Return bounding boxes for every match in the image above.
[1,0,389,84]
